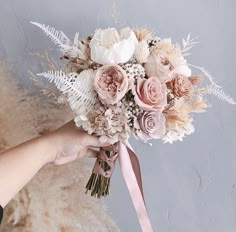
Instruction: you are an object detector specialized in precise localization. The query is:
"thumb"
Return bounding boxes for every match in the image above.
[81,133,111,148]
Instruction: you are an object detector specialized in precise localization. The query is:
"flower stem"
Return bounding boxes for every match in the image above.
[85,148,115,198]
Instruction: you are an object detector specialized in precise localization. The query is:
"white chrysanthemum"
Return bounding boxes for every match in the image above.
[134,40,150,63]
[74,102,131,144]
[89,27,138,65]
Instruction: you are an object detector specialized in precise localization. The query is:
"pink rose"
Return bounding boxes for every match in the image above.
[94,65,129,105]
[144,50,174,83]
[135,111,166,141]
[131,76,167,111]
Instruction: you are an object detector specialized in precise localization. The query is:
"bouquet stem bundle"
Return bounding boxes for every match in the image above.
[85,145,118,198]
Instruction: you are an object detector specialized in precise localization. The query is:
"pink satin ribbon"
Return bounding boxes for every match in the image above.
[116,141,153,232]
[92,141,153,231]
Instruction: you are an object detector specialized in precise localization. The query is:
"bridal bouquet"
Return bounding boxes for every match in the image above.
[31,22,235,232]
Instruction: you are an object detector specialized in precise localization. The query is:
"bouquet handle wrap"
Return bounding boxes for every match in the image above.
[92,148,118,177]
[86,147,118,197]
[86,141,153,231]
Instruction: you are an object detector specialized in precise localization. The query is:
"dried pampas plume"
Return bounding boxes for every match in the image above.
[0,60,119,232]
[133,27,153,41]
[189,75,202,85]
[190,96,208,113]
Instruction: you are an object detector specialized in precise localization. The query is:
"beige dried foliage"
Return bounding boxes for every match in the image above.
[188,75,202,85]
[133,27,153,41]
[164,98,191,128]
[190,96,208,113]
[0,61,119,232]
[134,41,150,63]
[150,38,181,63]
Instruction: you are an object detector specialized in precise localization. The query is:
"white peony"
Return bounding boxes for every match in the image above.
[89,27,138,65]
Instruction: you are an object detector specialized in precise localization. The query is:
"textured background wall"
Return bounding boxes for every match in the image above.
[0,0,235,231]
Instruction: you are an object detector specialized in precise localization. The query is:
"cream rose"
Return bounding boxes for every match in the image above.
[94,65,129,105]
[135,111,166,141]
[131,76,167,111]
[144,50,174,83]
[89,27,138,65]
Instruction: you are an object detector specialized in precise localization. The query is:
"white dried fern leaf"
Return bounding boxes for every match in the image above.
[31,21,72,53]
[37,70,98,114]
[31,22,88,60]
[73,32,80,47]
[205,85,236,105]
[181,33,199,57]
[188,63,221,88]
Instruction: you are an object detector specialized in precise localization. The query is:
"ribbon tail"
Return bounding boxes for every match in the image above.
[117,141,153,232]
[125,141,144,200]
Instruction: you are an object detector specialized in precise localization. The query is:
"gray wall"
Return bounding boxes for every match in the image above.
[0,0,235,231]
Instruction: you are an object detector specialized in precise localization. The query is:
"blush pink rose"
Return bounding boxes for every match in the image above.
[144,50,174,83]
[94,65,129,105]
[131,76,167,111]
[134,110,166,141]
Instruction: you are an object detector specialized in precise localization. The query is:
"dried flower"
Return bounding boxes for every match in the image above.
[131,76,167,111]
[89,28,138,65]
[150,38,179,59]
[121,63,145,79]
[75,103,131,144]
[190,96,208,113]
[163,121,194,143]
[163,98,194,143]
[134,110,166,141]
[173,55,192,77]
[65,57,90,73]
[134,40,150,63]
[94,65,129,105]
[188,75,202,85]
[69,34,91,60]
[166,74,194,98]
[133,27,153,41]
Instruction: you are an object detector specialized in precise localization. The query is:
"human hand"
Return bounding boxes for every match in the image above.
[45,120,110,165]
[0,120,110,207]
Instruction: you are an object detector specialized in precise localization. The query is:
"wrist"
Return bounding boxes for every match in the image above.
[38,133,58,164]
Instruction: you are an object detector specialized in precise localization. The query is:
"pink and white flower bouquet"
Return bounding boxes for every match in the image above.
[31,22,235,232]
